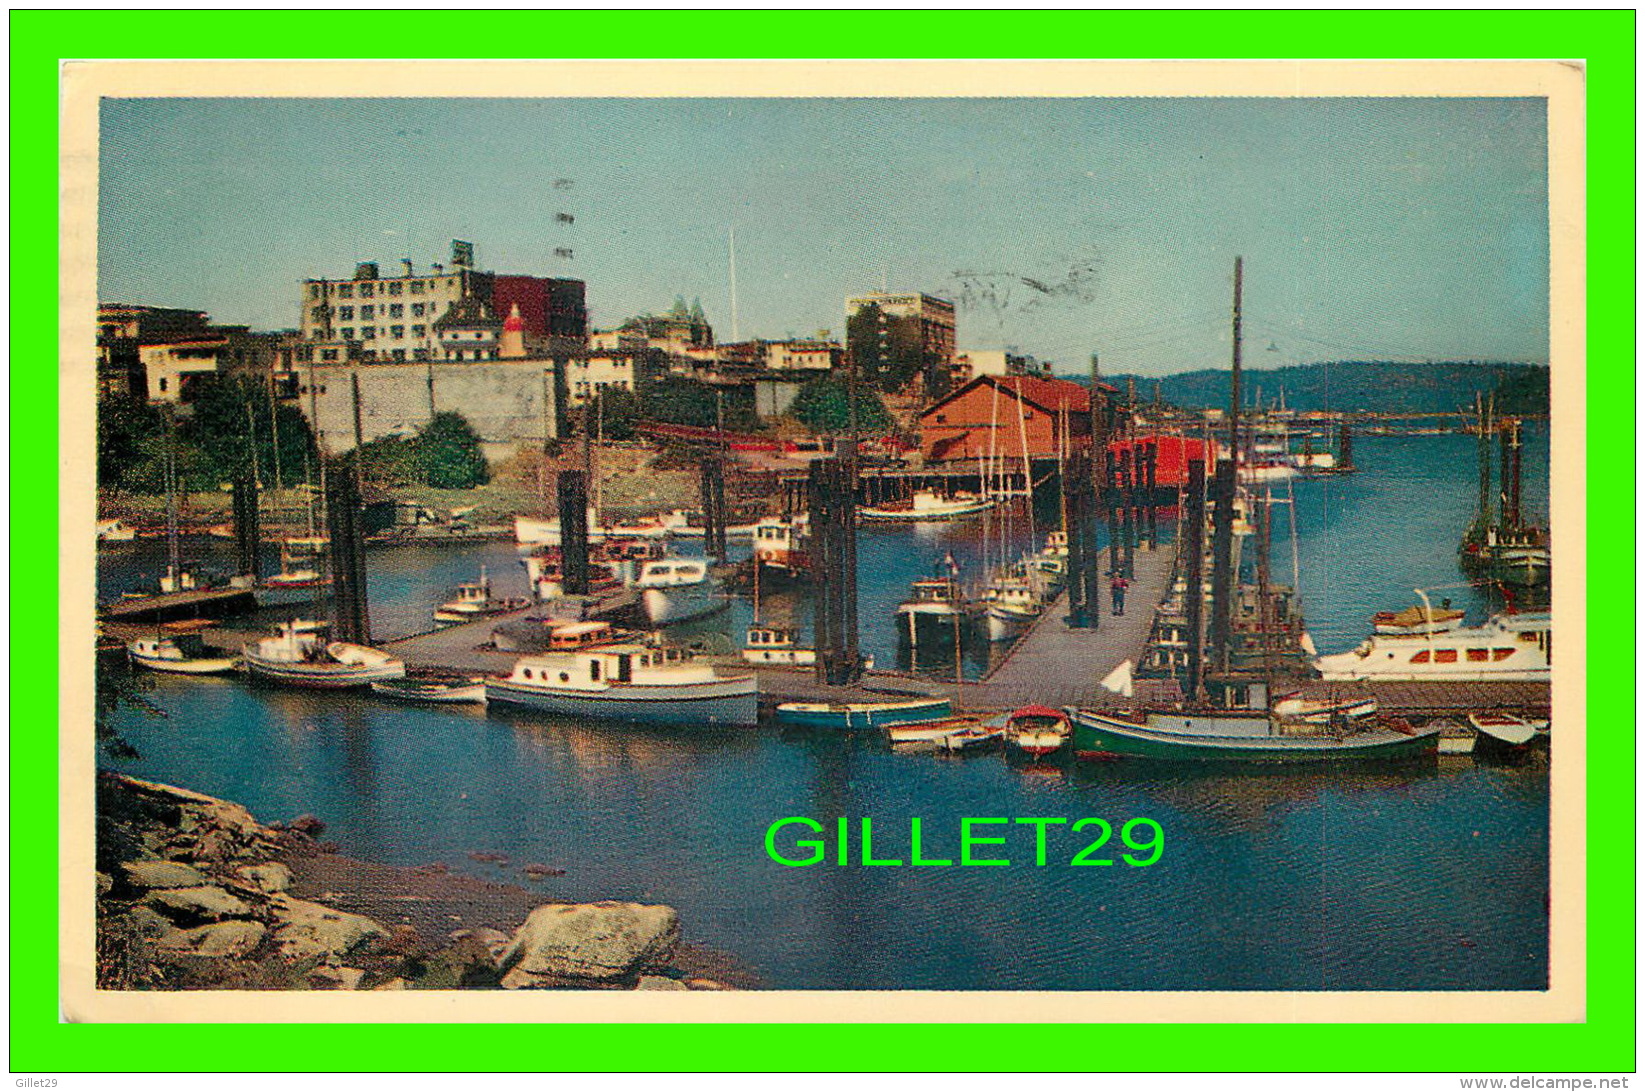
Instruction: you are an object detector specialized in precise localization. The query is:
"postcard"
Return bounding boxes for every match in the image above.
[61,58,1585,1032]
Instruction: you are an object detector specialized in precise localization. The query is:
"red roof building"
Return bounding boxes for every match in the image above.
[918,374,1113,462]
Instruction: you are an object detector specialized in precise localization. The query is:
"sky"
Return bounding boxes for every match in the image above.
[98,96,1550,377]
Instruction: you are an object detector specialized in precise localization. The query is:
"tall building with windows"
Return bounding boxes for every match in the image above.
[295,241,586,366]
[844,290,957,394]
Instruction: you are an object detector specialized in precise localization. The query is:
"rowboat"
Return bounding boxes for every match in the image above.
[937,720,1006,752]
[370,676,487,704]
[775,696,951,730]
[885,716,985,746]
[1467,711,1542,746]
[1005,705,1071,757]
[1069,708,1441,763]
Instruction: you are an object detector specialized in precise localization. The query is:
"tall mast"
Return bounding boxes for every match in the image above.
[1229,256,1243,475]
[728,226,739,342]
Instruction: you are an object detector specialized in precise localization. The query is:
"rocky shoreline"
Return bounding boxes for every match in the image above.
[95,772,752,991]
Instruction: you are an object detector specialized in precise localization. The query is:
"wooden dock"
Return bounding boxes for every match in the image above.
[99,586,259,623]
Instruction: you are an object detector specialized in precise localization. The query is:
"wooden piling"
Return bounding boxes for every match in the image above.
[1184,457,1207,702]
[699,458,728,562]
[1062,448,1097,628]
[1208,457,1236,673]
[808,449,861,685]
[557,469,590,596]
[324,456,371,643]
[1120,446,1136,578]
[230,472,261,579]
[1143,440,1159,548]
[1337,420,1354,472]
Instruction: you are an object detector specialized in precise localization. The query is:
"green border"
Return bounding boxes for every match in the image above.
[14,9,1634,1075]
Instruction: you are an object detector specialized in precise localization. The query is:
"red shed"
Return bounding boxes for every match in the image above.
[1106,434,1210,489]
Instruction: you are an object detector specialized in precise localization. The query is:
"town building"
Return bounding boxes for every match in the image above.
[844,291,957,394]
[296,242,586,367]
[564,350,661,408]
[98,304,213,399]
[715,338,842,373]
[591,298,715,359]
[950,348,1053,384]
[917,374,1113,462]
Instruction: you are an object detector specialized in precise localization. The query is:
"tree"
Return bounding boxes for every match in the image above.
[95,654,161,760]
[846,303,934,394]
[417,412,490,489]
[790,377,892,435]
[96,395,166,493]
[592,387,642,441]
[175,375,318,490]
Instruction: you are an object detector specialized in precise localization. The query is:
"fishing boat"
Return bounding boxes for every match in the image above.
[126,629,240,675]
[885,715,987,747]
[741,624,817,667]
[1468,711,1543,745]
[369,675,487,704]
[433,567,531,624]
[97,518,137,543]
[1314,611,1550,682]
[895,574,977,644]
[1005,705,1071,758]
[775,696,951,730]
[242,622,406,688]
[485,643,758,727]
[749,515,811,581]
[859,489,994,522]
[634,557,722,626]
[983,571,1042,642]
[1069,707,1441,763]
[1371,604,1466,636]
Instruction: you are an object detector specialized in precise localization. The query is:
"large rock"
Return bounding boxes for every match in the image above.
[234,862,293,894]
[498,902,680,985]
[155,919,267,959]
[270,896,390,961]
[120,860,208,890]
[148,885,255,921]
[116,904,179,942]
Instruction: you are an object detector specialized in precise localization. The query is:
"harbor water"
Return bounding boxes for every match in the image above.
[99,429,1552,990]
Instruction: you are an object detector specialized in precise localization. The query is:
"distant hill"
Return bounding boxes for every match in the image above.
[1086,361,1549,416]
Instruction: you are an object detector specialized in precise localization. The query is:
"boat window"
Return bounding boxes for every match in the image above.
[1519,632,1538,642]
[1492,648,1515,661]
[591,660,602,681]
[1410,650,1430,663]
[1434,649,1458,663]
[523,668,533,679]
[559,672,570,683]
[1466,648,1489,662]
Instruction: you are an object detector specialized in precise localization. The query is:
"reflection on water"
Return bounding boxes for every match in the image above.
[101,433,1551,990]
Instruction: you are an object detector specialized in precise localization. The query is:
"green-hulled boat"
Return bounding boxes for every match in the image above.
[1069,708,1440,763]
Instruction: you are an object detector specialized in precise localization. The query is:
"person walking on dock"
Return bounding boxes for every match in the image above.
[1110,573,1130,617]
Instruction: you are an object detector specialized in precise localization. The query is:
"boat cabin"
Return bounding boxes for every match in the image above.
[547,621,618,650]
[908,578,960,604]
[506,643,719,691]
[746,624,799,648]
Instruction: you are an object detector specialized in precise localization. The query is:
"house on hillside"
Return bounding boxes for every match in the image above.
[918,374,1114,462]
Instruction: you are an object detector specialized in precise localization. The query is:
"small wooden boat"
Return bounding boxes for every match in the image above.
[776,696,951,730]
[1431,719,1477,755]
[1005,705,1071,757]
[1468,711,1540,746]
[1270,693,1378,723]
[370,676,487,704]
[485,644,757,727]
[127,629,240,675]
[885,716,985,746]
[937,720,1006,752]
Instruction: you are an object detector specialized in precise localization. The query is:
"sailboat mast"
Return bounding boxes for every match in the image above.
[164,412,181,581]
[268,375,285,533]
[1015,379,1036,546]
[1229,255,1243,477]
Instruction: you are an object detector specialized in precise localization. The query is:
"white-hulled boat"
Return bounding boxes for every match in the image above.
[634,557,722,626]
[886,716,988,747]
[256,540,332,608]
[370,676,487,704]
[97,518,137,543]
[1005,705,1071,757]
[860,489,995,522]
[983,572,1042,642]
[750,515,810,579]
[243,623,406,688]
[1315,611,1550,682]
[127,631,240,675]
[1468,711,1544,745]
[937,719,1007,752]
[896,576,976,643]
[485,643,758,727]
[433,567,530,624]
[741,624,817,667]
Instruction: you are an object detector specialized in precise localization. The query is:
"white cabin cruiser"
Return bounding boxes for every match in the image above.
[634,557,721,626]
[1315,611,1550,682]
[485,643,758,726]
